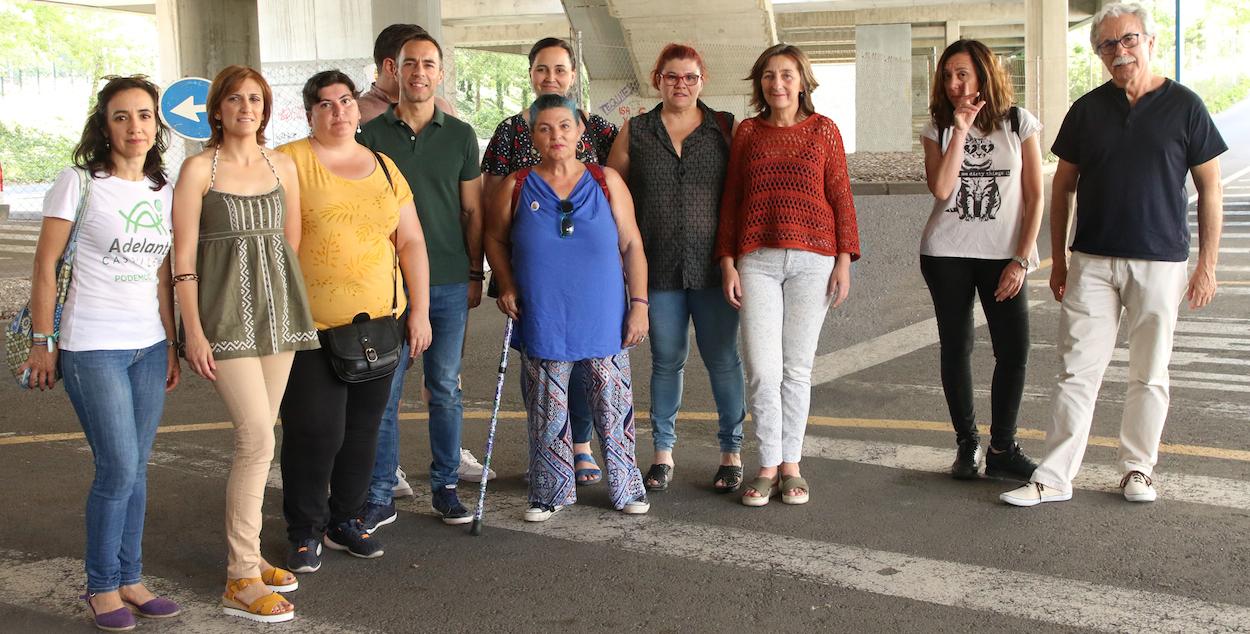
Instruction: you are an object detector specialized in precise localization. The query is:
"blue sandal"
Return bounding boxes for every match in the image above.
[574,453,602,486]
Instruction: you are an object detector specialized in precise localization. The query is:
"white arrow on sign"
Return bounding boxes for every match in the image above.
[170,96,206,123]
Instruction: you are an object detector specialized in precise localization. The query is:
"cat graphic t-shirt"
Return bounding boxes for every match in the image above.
[42,167,173,351]
[919,107,1041,267]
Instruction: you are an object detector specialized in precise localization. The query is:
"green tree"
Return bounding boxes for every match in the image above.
[453,48,532,138]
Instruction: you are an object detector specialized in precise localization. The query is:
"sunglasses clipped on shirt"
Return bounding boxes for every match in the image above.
[558,199,574,238]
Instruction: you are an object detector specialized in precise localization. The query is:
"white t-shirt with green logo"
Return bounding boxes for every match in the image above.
[43,167,173,351]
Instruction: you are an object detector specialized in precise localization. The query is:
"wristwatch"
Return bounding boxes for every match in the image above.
[1011,255,1030,270]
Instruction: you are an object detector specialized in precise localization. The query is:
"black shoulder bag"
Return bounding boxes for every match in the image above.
[319,152,404,383]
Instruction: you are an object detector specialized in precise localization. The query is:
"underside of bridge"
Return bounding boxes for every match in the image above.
[39,0,1109,151]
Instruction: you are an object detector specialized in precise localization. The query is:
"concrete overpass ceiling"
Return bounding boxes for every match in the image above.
[32,0,155,13]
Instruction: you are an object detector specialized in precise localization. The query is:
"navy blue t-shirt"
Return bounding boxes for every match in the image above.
[1052,79,1226,261]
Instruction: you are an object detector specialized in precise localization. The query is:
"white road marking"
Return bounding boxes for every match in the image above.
[0,550,371,633]
[1102,366,1250,393]
[484,488,1250,633]
[800,435,1250,511]
[1212,286,1250,296]
[812,303,1043,385]
[1191,247,1250,254]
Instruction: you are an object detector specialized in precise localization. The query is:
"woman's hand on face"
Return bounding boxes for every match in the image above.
[183,332,217,381]
[952,92,984,132]
[623,304,649,349]
[828,258,852,308]
[408,314,433,356]
[165,345,181,392]
[496,288,521,320]
[995,260,1027,302]
[20,347,59,391]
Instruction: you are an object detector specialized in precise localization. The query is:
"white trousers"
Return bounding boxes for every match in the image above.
[738,248,835,467]
[1031,253,1188,491]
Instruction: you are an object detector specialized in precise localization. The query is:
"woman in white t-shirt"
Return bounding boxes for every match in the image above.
[919,39,1043,482]
[20,75,182,631]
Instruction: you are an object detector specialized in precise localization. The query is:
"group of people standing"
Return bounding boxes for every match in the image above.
[13,1,1225,629]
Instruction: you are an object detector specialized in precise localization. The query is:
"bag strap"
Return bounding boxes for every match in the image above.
[371,151,399,317]
[54,167,93,312]
[586,163,610,203]
[510,164,611,213]
[510,167,532,215]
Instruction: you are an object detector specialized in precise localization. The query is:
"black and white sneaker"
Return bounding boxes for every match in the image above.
[431,486,473,525]
[361,500,397,533]
[287,538,322,573]
[324,519,384,559]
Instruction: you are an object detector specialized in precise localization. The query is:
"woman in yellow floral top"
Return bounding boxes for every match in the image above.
[275,70,431,571]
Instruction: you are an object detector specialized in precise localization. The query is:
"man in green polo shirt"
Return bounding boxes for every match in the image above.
[357,30,485,528]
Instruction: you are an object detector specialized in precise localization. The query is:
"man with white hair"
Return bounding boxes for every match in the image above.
[1001,2,1225,506]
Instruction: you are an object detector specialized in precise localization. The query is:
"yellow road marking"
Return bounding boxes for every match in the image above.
[4,409,1248,463]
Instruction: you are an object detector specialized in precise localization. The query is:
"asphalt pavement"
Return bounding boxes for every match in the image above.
[1,104,1248,632]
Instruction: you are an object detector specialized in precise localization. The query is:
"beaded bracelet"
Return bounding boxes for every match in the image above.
[172,273,200,284]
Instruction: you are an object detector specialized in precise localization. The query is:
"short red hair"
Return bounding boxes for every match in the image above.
[650,43,706,90]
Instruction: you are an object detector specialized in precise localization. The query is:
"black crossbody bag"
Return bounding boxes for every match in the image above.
[319,152,403,383]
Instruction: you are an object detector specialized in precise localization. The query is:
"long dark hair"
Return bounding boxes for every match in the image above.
[73,75,170,190]
[929,39,1014,135]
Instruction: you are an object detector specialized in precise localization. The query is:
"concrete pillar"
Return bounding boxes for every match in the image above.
[1025,0,1067,152]
[855,24,912,153]
[156,0,260,83]
[945,21,960,46]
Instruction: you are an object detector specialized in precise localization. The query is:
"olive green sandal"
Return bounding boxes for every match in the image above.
[740,477,778,507]
[780,475,809,505]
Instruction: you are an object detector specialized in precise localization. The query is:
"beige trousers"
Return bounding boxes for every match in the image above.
[1031,253,1188,492]
[215,352,295,580]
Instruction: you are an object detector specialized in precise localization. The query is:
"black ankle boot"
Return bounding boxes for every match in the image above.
[951,438,982,480]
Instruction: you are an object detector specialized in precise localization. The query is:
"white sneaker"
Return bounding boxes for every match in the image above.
[457,448,496,482]
[523,504,563,522]
[622,499,650,515]
[392,466,414,499]
[1120,471,1157,503]
[999,482,1072,507]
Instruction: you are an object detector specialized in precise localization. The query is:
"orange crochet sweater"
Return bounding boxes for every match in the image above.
[714,114,860,261]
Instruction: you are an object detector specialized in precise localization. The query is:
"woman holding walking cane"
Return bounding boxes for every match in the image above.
[485,93,649,522]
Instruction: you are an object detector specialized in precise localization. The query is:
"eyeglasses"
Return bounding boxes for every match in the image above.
[659,72,702,87]
[558,199,574,238]
[1095,32,1142,56]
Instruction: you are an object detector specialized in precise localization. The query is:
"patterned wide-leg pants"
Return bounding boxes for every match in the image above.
[521,351,646,510]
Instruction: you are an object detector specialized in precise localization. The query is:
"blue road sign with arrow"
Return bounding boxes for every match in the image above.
[161,77,211,141]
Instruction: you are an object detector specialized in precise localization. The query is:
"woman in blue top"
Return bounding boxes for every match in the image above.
[485,93,649,521]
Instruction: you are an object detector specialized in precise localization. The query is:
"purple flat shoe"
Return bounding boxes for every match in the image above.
[81,594,136,632]
[124,596,181,619]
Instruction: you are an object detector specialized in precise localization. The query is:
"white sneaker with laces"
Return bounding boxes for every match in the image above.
[1000,482,1072,507]
[457,448,496,481]
[392,466,414,499]
[1120,471,1157,503]
[523,504,563,522]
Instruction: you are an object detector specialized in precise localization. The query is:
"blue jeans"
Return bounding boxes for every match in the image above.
[60,340,168,593]
[648,288,745,454]
[369,282,468,499]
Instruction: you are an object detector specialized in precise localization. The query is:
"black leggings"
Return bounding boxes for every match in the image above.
[280,346,393,543]
[920,255,1029,450]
